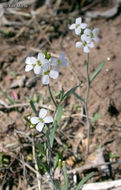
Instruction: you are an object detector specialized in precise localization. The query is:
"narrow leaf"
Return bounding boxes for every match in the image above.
[72,91,85,104]
[24,116,31,124]
[50,105,63,148]
[29,100,38,115]
[61,161,70,190]
[37,142,45,156]
[90,62,105,83]
[76,172,94,190]
[61,84,81,102]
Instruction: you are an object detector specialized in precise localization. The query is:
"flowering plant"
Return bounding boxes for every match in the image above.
[24,17,104,190]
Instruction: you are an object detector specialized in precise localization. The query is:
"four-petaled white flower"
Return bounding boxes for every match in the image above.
[69,17,87,35]
[25,52,49,75]
[50,52,68,71]
[42,63,59,85]
[82,28,99,43]
[76,38,94,53]
[30,108,53,132]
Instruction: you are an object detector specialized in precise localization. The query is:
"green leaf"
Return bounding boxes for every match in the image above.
[61,161,70,190]
[37,142,45,156]
[29,100,38,115]
[90,62,105,83]
[72,91,85,103]
[4,93,16,104]
[75,172,94,190]
[92,112,101,123]
[24,116,31,124]
[0,87,16,105]
[61,84,81,102]
[54,150,63,169]
[54,153,59,169]
[10,71,17,78]
[37,156,47,173]
[43,51,51,60]
[50,105,63,148]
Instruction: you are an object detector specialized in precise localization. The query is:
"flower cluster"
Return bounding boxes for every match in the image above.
[30,108,53,132]
[69,17,99,53]
[25,52,68,85]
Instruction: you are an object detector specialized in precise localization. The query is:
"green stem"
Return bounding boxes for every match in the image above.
[48,84,57,108]
[46,125,57,190]
[85,53,90,101]
[85,53,91,155]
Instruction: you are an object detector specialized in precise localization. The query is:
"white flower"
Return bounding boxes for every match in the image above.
[30,108,53,132]
[76,39,94,53]
[50,52,68,71]
[69,17,87,35]
[82,28,99,42]
[25,52,49,75]
[42,62,59,85]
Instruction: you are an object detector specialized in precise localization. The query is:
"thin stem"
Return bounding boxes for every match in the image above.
[46,125,57,190]
[85,53,91,155]
[85,53,90,101]
[32,131,42,190]
[48,84,57,108]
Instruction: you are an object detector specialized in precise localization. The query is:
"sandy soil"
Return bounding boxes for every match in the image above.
[0,2,121,188]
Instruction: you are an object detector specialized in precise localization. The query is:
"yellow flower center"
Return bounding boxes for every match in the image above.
[57,59,61,65]
[83,41,87,46]
[37,60,42,66]
[32,64,36,68]
[75,24,80,29]
[44,70,50,75]
[91,32,94,38]
[39,117,44,123]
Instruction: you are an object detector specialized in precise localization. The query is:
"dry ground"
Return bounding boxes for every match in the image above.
[0,1,121,189]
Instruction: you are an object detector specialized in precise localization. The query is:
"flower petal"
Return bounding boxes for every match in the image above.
[54,65,60,71]
[25,64,33,72]
[59,52,68,67]
[94,36,99,42]
[76,17,82,24]
[81,34,91,43]
[59,52,64,60]
[88,42,94,48]
[49,70,59,79]
[62,59,68,67]
[76,41,83,48]
[84,28,91,35]
[69,24,76,30]
[30,117,39,124]
[34,64,42,75]
[42,75,49,85]
[75,27,81,35]
[44,116,53,123]
[84,46,90,53]
[50,57,58,66]
[81,23,87,29]
[43,62,50,72]
[36,122,44,132]
[37,52,45,60]
[93,28,99,35]
[39,108,47,118]
[25,57,32,65]
[30,57,37,65]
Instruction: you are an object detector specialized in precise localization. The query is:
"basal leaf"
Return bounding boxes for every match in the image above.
[50,105,63,148]
[29,100,38,115]
[76,172,94,190]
